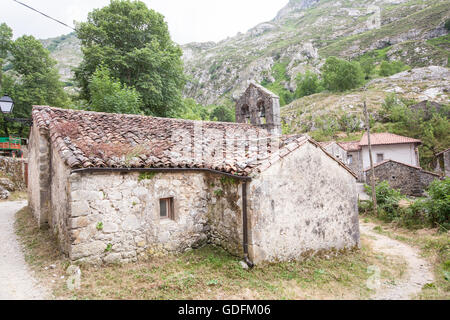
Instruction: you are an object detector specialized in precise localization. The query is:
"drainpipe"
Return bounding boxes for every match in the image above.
[242,181,254,268]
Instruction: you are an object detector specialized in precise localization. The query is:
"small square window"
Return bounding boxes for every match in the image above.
[348,155,353,164]
[376,154,384,163]
[160,198,174,220]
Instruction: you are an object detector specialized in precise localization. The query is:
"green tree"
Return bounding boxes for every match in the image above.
[359,56,376,80]
[321,56,365,92]
[176,98,209,121]
[88,66,141,114]
[0,23,13,87]
[74,0,185,117]
[2,35,68,136]
[209,105,235,122]
[294,70,323,98]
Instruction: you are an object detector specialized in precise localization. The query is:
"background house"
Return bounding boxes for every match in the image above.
[337,133,422,182]
[336,133,442,195]
[364,160,441,196]
[359,133,421,169]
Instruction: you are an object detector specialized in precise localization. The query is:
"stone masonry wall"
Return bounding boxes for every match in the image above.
[49,146,72,253]
[347,150,364,182]
[366,161,441,196]
[0,156,27,190]
[247,142,360,264]
[67,171,242,264]
[205,174,244,257]
[28,125,51,226]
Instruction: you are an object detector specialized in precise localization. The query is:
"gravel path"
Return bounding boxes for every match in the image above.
[360,222,434,300]
[0,201,48,300]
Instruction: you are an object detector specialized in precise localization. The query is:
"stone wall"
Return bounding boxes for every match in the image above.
[28,125,51,226]
[347,150,364,182]
[247,142,360,264]
[67,171,243,264]
[0,156,27,190]
[49,146,72,253]
[434,150,450,177]
[205,174,244,257]
[365,161,441,196]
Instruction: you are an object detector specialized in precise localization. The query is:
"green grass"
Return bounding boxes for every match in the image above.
[15,206,406,300]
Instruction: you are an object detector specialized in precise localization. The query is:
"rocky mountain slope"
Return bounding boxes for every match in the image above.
[40,32,81,85]
[183,0,449,105]
[41,0,449,104]
[281,66,450,134]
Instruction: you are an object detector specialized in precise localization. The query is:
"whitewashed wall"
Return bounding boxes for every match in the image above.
[361,143,418,169]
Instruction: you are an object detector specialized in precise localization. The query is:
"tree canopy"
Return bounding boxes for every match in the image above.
[321,56,365,92]
[74,0,186,117]
[0,32,68,136]
[88,66,142,114]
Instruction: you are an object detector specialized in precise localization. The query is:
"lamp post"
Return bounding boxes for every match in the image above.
[0,95,32,127]
[0,95,14,114]
[0,95,14,136]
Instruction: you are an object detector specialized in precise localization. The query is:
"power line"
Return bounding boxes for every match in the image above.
[12,0,75,31]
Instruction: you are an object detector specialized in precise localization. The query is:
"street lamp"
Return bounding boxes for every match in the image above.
[0,95,14,114]
[0,95,32,126]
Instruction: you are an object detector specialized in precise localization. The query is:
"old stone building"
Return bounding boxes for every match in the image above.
[29,104,359,265]
[235,81,282,135]
[433,148,450,177]
[364,160,441,196]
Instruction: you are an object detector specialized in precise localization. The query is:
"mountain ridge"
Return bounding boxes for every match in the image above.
[40,0,449,106]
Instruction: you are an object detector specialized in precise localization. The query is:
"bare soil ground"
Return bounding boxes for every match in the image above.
[0,201,49,300]
[360,222,434,300]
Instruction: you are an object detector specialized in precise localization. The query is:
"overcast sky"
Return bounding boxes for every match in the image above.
[2,0,289,44]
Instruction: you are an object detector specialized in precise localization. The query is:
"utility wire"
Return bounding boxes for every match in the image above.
[12,0,75,31]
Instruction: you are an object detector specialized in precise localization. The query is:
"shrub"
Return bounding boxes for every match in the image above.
[364,181,404,221]
[379,60,409,77]
[445,19,450,31]
[422,178,450,230]
[364,179,449,230]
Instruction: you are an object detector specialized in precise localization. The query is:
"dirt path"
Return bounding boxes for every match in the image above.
[360,222,434,300]
[0,201,49,300]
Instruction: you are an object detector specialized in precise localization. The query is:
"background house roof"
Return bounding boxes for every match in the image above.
[337,141,361,152]
[359,133,421,146]
[32,106,316,176]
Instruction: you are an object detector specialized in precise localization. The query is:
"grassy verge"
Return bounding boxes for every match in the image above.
[16,206,405,300]
[0,191,28,202]
[362,215,449,300]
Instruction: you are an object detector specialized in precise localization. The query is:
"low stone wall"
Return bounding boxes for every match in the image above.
[366,161,441,196]
[0,156,27,191]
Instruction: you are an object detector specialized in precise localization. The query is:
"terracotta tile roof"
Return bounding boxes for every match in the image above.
[337,141,361,152]
[32,106,317,177]
[360,133,421,146]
